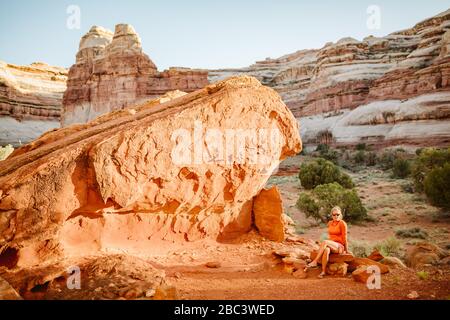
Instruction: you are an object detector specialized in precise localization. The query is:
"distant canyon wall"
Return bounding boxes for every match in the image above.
[209,9,450,148]
[2,10,450,148]
[0,62,67,146]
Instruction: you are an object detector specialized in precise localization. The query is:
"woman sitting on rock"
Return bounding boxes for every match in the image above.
[306,206,349,278]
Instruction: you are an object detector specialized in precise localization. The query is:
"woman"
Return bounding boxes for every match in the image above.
[306,206,349,278]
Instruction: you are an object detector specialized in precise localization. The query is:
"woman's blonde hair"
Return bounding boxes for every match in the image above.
[330,206,343,218]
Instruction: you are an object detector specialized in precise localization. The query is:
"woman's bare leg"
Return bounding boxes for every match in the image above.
[308,241,328,267]
[308,240,341,268]
[319,247,331,277]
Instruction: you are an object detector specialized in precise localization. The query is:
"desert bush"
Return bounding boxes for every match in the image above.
[378,149,407,170]
[416,271,429,280]
[313,144,340,164]
[356,143,367,151]
[365,152,377,166]
[423,163,450,208]
[296,182,367,223]
[392,158,411,178]
[0,145,14,161]
[379,150,396,170]
[298,158,354,190]
[395,227,428,239]
[349,240,371,258]
[412,147,450,192]
[315,144,329,154]
[415,148,424,156]
[373,236,403,258]
[353,150,366,164]
[321,149,340,164]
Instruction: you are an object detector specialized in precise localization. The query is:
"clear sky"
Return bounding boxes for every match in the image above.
[0,0,449,70]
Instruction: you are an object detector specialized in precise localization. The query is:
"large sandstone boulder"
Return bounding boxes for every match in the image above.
[405,242,448,268]
[0,76,301,268]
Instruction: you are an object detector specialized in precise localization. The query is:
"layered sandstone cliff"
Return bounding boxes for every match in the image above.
[61,24,209,126]
[0,76,301,269]
[210,9,450,147]
[0,61,67,146]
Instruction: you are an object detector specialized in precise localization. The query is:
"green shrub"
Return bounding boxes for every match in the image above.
[349,240,371,258]
[423,163,450,208]
[392,158,411,178]
[417,271,429,280]
[297,193,319,217]
[365,152,377,166]
[296,182,367,223]
[315,144,329,153]
[321,149,340,164]
[353,150,366,164]
[0,145,14,161]
[298,158,354,190]
[395,227,428,239]
[412,147,450,192]
[379,150,396,170]
[373,236,403,258]
[356,143,367,151]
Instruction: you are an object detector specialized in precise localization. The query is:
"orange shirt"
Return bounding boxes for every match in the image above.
[328,220,347,246]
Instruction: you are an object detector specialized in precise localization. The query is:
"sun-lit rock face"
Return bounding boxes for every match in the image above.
[209,9,450,148]
[61,24,209,127]
[0,61,67,146]
[0,76,301,268]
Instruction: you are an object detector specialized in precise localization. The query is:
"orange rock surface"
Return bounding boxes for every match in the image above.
[253,186,285,242]
[0,76,301,268]
[61,24,209,126]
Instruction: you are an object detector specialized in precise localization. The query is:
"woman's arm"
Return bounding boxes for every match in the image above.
[341,221,348,253]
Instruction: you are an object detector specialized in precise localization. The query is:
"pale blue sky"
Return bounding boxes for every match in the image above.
[0,1,449,70]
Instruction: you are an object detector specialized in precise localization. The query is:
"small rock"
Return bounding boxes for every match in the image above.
[145,288,156,298]
[102,290,117,299]
[123,288,140,300]
[381,256,407,269]
[352,266,371,283]
[292,269,307,279]
[173,272,182,279]
[94,287,102,292]
[205,261,221,268]
[327,262,348,276]
[407,291,419,299]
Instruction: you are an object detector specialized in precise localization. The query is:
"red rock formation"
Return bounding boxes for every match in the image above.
[0,61,67,146]
[61,24,209,126]
[253,186,285,242]
[0,76,301,268]
[209,9,450,148]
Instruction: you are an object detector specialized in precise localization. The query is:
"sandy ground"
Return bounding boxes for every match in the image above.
[154,154,450,300]
[4,155,449,300]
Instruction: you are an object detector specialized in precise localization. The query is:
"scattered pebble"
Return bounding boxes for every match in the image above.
[407,291,419,299]
[205,261,221,268]
[145,288,156,298]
